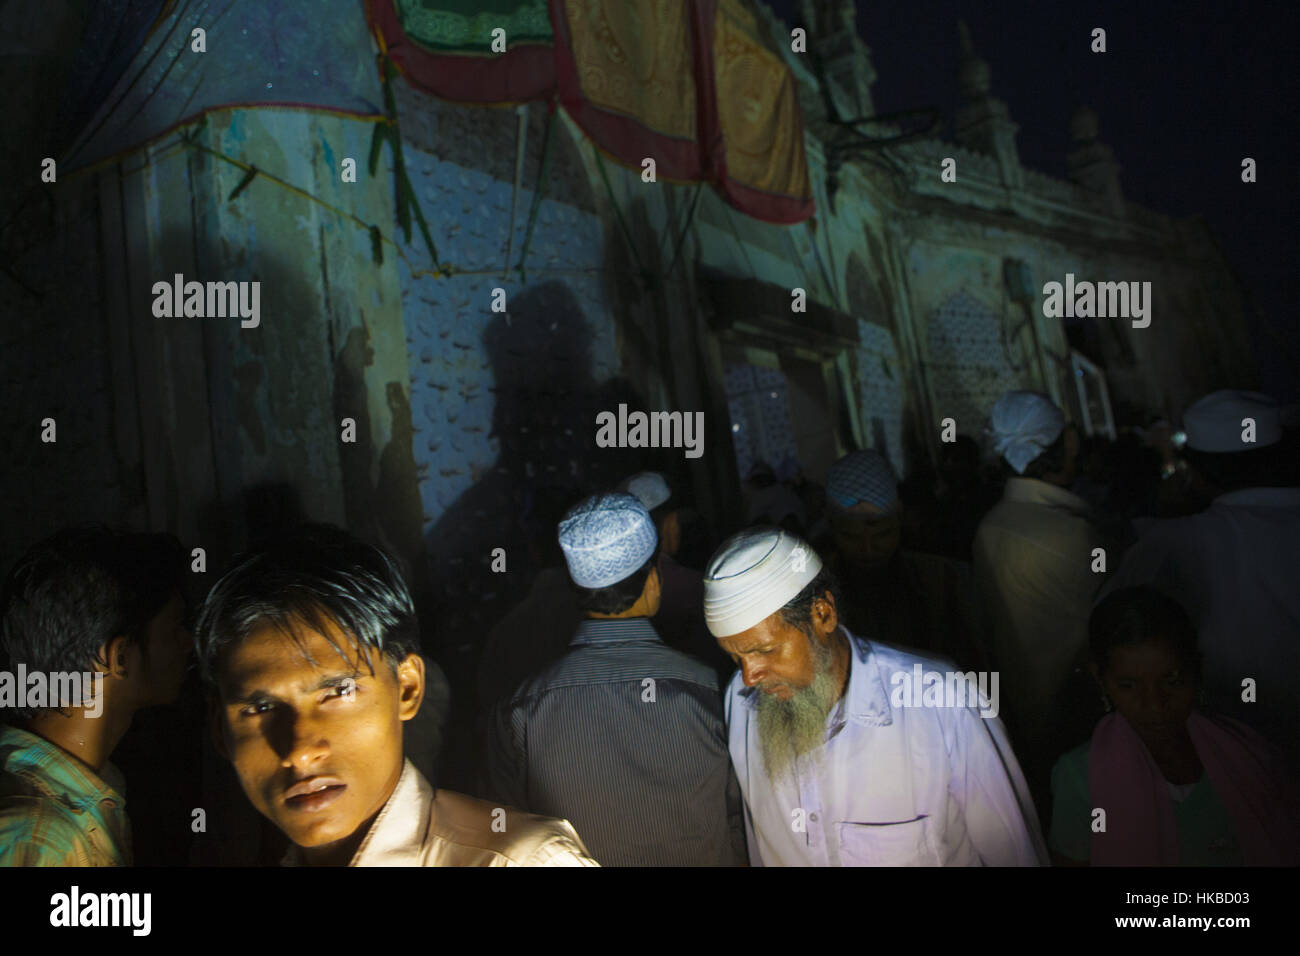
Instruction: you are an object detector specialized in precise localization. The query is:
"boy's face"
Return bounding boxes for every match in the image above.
[214,615,423,858]
[1101,637,1196,748]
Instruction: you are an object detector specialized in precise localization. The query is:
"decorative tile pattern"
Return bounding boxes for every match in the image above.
[854,319,906,473]
[926,289,1025,440]
[724,363,799,477]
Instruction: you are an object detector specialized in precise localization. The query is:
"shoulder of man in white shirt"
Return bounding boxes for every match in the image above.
[427,788,600,866]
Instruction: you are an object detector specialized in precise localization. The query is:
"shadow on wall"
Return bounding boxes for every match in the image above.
[2,214,340,865]
[132,221,352,867]
[114,219,350,867]
[420,279,680,786]
[120,219,430,864]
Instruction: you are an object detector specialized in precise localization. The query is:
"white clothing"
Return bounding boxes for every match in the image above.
[725,631,1047,866]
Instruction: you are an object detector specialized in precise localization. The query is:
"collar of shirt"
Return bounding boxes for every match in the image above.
[570,617,663,647]
[282,759,599,867]
[739,628,894,740]
[0,725,126,814]
[1002,476,1090,515]
[1213,487,1300,509]
[349,759,427,864]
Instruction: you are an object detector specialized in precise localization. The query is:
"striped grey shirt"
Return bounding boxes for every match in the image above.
[487,617,745,866]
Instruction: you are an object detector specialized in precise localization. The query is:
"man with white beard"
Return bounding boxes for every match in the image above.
[704,527,1046,866]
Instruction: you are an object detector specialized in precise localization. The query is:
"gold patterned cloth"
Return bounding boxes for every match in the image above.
[711,0,812,221]
[552,0,812,222]
[371,0,813,222]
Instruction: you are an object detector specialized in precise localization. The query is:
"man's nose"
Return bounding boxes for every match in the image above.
[741,660,765,688]
[276,712,330,768]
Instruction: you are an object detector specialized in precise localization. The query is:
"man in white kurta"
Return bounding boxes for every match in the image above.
[705,528,1046,866]
[971,392,1104,811]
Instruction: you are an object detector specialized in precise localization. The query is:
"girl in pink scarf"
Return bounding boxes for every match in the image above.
[1052,587,1300,866]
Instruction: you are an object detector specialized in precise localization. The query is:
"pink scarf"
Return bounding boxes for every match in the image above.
[1089,711,1300,866]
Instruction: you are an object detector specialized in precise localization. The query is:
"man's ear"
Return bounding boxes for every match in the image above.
[812,591,838,638]
[104,635,132,679]
[396,653,425,722]
[645,566,662,606]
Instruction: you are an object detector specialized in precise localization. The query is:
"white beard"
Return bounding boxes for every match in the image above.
[755,633,840,785]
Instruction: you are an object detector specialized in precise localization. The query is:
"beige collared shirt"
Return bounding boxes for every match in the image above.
[283,760,598,867]
[972,478,1104,757]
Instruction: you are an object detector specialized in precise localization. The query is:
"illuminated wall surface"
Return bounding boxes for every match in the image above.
[0,1,1265,653]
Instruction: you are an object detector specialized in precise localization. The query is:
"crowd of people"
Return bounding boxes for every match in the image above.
[1,387,1297,866]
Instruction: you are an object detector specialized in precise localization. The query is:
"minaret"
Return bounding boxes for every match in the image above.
[952,20,1023,191]
[1067,106,1125,217]
[800,0,878,121]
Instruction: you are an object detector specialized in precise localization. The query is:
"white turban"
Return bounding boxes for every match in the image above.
[989,391,1066,475]
[619,471,671,511]
[703,528,822,638]
[1184,390,1282,452]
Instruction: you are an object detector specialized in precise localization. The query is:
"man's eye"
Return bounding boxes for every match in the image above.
[241,701,275,716]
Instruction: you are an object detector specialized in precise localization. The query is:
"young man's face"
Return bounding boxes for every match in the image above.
[214,615,423,859]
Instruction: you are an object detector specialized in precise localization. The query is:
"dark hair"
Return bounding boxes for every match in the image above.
[1089,586,1200,677]
[571,550,658,615]
[1,526,188,718]
[941,434,981,466]
[672,508,712,572]
[778,566,842,639]
[195,523,419,689]
[1018,429,1069,480]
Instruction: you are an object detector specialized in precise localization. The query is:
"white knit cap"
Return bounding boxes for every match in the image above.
[989,391,1066,474]
[558,493,658,589]
[1183,390,1282,452]
[619,471,671,512]
[703,528,822,638]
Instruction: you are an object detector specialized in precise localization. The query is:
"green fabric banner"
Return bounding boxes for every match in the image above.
[394,0,552,53]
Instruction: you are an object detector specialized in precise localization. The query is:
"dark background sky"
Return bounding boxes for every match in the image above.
[767,0,1297,401]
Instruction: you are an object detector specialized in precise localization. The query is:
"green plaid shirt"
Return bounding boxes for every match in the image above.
[0,725,131,866]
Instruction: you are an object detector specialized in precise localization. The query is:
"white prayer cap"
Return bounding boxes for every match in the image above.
[619,471,671,512]
[1183,390,1282,452]
[558,493,658,589]
[989,391,1066,475]
[703,528,822,638]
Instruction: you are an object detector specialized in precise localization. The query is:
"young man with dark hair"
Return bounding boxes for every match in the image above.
[488,493,744,865]
[0,527,191,866]
[196,522,596,866]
